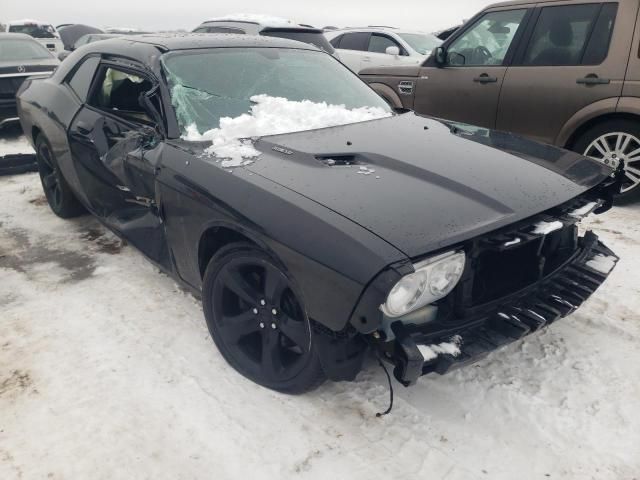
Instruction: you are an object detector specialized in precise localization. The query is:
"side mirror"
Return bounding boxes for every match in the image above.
[57,51,70,61]
[385,46,400,56]
[434,46,446,66]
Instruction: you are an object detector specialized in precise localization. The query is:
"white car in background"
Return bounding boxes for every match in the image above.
[5,20,64,54]
[325,27,442,73]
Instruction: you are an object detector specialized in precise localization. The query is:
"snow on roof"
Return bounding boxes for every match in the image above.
[9,19,52,26]
[183,94,391,168]
[206,14,294,28]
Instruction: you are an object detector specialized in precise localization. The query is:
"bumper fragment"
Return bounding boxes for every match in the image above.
[390,231,617,386]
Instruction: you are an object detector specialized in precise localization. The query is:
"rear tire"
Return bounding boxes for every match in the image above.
[202,242,326,394]
[572,119,640,204]
[35,134,85,218]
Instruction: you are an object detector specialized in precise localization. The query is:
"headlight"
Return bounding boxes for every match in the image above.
[381,251,466,318]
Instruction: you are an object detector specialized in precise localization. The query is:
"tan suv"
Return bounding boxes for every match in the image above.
[360,0,640,201]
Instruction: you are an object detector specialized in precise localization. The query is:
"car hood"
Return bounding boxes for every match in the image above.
[242,113,610,258]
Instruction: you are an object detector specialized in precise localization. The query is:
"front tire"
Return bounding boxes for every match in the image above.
[573,119,640,203]
[202,242,326,394]
[35,134,85,218]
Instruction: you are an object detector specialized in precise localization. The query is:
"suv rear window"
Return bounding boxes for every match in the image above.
[8,24,56,39]
[194,26,246,34]
[522,3,617,66]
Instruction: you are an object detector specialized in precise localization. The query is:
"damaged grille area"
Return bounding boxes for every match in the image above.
[391,230,618,386]
[471,224,578,304]
[461,196,601,309]
[386,195,617,386]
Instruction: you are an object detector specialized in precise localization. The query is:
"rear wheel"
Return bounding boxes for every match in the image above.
[202,242,326,394]
[573,119,640,203]
[35,134,85,218]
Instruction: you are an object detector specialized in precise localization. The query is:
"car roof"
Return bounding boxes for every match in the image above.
[199,20,322,33]
[8,19,53,26]
[328,27,433,36]
[106,33,321,51]
[484,0,601,8]
[53,32,323,89]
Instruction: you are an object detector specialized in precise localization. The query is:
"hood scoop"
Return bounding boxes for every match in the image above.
[315,154,364,167]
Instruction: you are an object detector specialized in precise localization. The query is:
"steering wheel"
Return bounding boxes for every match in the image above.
[473,46,493,64]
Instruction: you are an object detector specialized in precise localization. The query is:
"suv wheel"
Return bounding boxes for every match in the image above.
[202,242,326,394]
[573,119,640,203]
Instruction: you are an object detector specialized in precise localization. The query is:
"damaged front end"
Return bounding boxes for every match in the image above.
[363,172,623,387]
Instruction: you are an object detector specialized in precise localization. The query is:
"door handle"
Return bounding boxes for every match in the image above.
[473,74,498,84]
[577,74,610,85]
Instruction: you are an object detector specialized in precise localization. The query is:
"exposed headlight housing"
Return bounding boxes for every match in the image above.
[381,251,466,318]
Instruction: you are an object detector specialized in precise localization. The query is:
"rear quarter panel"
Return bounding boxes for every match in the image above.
[17,75,87,202]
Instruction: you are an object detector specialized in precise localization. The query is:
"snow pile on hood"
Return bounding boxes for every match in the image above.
[184,94,392,168]
[206,14,294,28]
[416,336,463,362]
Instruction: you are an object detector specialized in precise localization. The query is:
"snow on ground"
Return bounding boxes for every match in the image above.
[184,95,391,167]
[0,158,639,479]
[0,128,34,157]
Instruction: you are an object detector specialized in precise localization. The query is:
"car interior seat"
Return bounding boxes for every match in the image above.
[530,18,576,65]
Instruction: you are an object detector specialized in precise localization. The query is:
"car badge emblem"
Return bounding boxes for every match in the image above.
[17,65,26,73]
[272,145,293,155]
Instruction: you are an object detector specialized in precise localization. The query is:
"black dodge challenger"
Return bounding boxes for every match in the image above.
[17,34,621,393]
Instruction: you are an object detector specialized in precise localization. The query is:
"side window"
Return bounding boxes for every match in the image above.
[206,27,246,34]
[88,65,154,123]
[582,3,618,65]
[522,3,605,66]
[368,34,404,54]
[329,34,343,48]
[67,56,100,101]
[447,9,527,66]
[193,27,208,33]
[338,32,370,51]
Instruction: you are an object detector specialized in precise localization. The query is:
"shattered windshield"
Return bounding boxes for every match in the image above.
[161,47,391,135]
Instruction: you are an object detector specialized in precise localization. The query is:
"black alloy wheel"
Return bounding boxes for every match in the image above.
[35,134,85,218]
[203,243,326,393]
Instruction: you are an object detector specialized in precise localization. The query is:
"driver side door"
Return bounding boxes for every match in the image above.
[68,61,159,218]
[414,8,531,129]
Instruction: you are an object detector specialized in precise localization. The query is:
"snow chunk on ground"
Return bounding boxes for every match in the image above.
[569,202,598,218]
[185,94,391,168]
[206,13,294,27]
[417,336,463,362]
[532,220,564,235]
[587,254,617,274]
[0,136,34,156]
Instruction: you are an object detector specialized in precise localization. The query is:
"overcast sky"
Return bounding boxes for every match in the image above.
[2,0,494,33]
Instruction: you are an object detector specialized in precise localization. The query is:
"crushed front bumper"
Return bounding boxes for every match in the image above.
[388,231,617,386]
